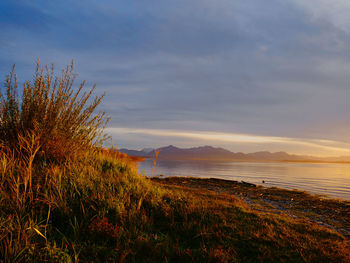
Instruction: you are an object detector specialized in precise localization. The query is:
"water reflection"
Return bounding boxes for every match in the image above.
[139,159,350,200]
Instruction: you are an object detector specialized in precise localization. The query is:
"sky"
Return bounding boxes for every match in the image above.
[1,0,350,156]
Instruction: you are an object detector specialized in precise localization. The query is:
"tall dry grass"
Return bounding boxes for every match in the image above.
[0,60,109,161]
[0,61,111,261]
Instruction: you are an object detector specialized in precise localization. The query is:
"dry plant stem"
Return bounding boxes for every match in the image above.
[151,147,160,176]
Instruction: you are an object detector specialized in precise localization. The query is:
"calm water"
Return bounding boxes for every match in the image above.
[139,159,350,200]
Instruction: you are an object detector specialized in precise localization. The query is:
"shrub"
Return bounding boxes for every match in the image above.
[0,60,109,160]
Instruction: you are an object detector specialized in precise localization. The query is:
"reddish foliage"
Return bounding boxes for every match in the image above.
[88,216,119,238]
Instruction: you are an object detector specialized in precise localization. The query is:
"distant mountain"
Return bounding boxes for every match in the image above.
[119,149,150,157]
[120,145,350,162]
[142,148,154,154]
[120,145,230,160]
[147,145,240,160]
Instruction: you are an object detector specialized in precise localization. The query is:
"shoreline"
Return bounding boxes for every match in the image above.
[150,174,350,201]
[139,159,350,200]
[140,157,350,165]
[151,176,350,240]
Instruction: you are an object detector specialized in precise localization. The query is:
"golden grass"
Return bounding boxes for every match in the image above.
[1,143,350,262]
[0,60,109,161]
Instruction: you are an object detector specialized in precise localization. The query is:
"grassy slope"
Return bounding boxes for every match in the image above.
[1,150,349,262]
[152,177,350,239]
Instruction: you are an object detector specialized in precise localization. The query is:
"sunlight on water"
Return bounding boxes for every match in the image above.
[139,160,350,200]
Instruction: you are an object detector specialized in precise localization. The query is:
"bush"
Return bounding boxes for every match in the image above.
[0,60,109,160]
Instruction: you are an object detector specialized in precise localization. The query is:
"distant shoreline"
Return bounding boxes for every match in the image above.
[139,156,350,165]
[121,145,350,164]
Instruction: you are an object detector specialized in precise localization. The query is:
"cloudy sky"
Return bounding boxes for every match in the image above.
[2,0,350,156]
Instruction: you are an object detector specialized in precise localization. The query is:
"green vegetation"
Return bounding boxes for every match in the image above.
[1,63,349,262]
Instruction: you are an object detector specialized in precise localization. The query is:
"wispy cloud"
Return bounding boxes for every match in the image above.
[2,1,350,153]
[107,128,350,157]
[294,0,350,32]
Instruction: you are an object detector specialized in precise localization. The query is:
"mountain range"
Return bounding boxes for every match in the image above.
[119,145,350,163]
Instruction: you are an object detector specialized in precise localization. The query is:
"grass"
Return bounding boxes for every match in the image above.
[152,177,350,240]
[1,62,349,262]
[1,149,350,262]
[0,60,108,161]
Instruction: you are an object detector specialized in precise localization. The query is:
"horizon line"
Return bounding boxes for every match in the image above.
[106,127,350,158]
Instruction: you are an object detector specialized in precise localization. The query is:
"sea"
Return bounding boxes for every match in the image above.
[138,159,350,200]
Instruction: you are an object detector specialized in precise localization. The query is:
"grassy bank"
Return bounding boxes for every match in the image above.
[1,150,350,262]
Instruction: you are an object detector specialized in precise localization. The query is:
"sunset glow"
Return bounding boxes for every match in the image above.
[108,127,350,157]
